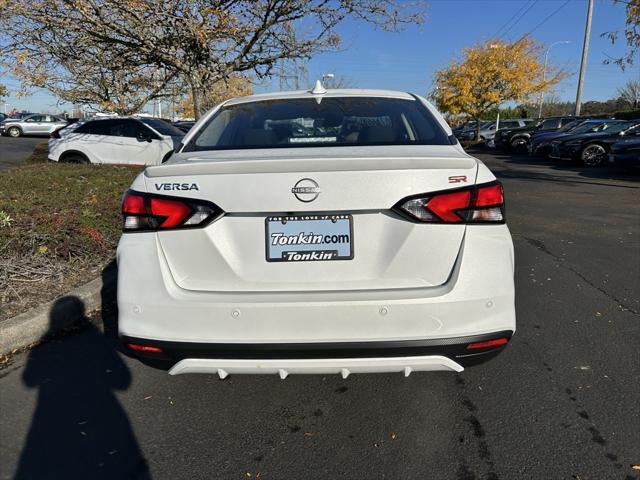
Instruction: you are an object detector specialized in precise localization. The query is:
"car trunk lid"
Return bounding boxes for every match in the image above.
[145,145,478,292]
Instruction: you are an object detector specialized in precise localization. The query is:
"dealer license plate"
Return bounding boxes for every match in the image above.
[265,215,353,262]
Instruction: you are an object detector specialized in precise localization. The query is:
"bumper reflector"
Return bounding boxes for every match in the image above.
[127,343,164,354]
[465,337,509,350]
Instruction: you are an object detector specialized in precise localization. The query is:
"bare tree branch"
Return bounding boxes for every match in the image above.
[0,0,425,117]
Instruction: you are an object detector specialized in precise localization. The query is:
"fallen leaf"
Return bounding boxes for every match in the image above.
[390,433,397,440]
[303,432,314,438]
[632,464,640,471]
[144,396,152,400]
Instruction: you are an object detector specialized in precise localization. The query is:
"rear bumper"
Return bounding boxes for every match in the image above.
[117,225,515,346]
[122,330,513,376]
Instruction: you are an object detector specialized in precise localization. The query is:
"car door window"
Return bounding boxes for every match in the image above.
[107,120,138,138]
[540,119,558,129]
[93,120,115,136]
[73,122,95,134]
[25,116,42,123]
[76,119,118,136]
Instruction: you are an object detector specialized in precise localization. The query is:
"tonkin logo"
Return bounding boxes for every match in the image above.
[291,178,320,202]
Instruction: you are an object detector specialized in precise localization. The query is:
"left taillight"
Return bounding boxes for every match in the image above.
[121,190,223,232]
[394,181,505,224]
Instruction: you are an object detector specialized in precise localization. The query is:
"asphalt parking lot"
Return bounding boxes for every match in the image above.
[0,150,638,480]
[0,135,46,170]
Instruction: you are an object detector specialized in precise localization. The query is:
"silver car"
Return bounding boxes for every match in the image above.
[458,121,495,142]
[0,114,68,137]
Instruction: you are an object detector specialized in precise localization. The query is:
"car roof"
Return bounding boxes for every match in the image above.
[223,88,415,106]
[86,116,141,121]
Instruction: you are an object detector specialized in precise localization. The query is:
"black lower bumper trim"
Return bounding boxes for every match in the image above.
[121,330,514,369]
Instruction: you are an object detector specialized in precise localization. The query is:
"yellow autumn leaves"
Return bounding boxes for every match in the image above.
[431,37,566,120]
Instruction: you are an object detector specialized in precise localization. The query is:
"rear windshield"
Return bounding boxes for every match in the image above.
[184,97,450,151]
[139,118,184,136]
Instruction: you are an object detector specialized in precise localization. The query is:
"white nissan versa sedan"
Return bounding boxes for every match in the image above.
[117,85,515,377]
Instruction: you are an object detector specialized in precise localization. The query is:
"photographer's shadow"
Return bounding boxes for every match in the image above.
[15,291,151,479]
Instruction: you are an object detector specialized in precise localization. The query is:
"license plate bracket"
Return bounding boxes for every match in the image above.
[265,214,354,262]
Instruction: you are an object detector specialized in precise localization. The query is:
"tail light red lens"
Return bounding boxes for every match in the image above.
[395,181,505,224]
[475,183,504,207]
[425,190,472,223]
[466,337,509,350]
[148,197,193,228]
[122,190,222,232]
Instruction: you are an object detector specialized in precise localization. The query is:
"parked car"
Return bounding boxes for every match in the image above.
[456,121,494,142]
[608,138,640,167]
[0,114,68,137]
[48,116,184,165]
[484,119,533,147]
[451,120,479,137]
[528,119,609,157]
[549,120,640,166]
[173,121,196,133]
[118,86,516,376]
[494,116,577,151]
[0,113,7,122]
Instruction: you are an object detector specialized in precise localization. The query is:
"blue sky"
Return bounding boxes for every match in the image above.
[1,0,637,113]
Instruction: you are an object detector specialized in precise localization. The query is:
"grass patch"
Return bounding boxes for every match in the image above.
[25,141,50,163]
[0,159,141,320]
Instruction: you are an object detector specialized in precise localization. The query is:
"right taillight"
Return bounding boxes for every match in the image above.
[121,190,223,232]
[395,181,505,224]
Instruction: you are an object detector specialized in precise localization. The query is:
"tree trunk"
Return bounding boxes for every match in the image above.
[475,117,481,143]
[191,83,202,120]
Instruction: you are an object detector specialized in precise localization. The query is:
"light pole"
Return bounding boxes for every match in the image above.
[538,40,570,118]
[575,0,594,116]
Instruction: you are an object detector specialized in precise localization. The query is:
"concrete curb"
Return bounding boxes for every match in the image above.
[0,267,117,355]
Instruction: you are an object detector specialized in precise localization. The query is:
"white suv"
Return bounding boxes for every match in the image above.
[48,117,184,165]
[117,87,516,377]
